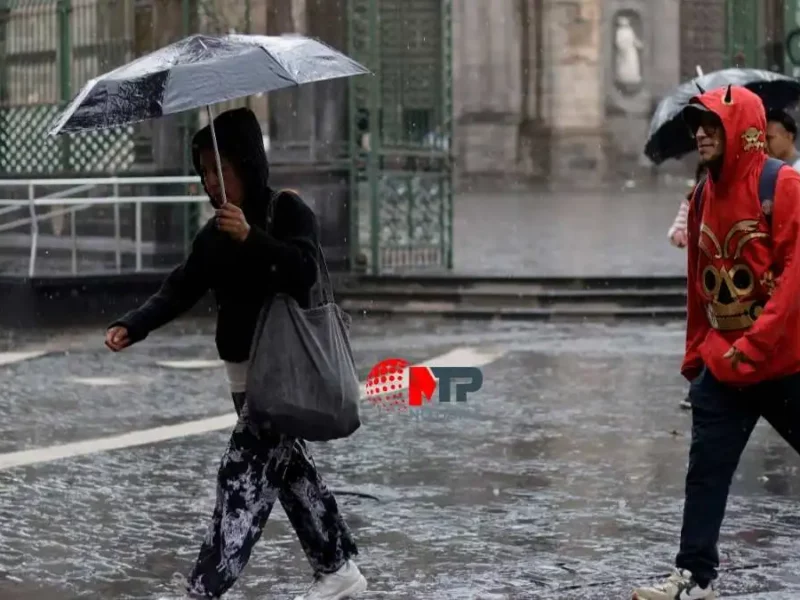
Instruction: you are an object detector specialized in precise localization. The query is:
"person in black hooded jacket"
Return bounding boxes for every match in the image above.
[105,108,367,600]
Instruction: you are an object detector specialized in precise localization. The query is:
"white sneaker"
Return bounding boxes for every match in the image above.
[154,573,204,600]
[632,568,716,600]
[294,560,368,600]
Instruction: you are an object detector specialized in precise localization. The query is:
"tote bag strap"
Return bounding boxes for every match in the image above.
[270,189,335,307]
[311,243,335,306]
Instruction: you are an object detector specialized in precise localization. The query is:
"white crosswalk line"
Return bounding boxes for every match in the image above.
[0,415,239,471]
[0,351,48,366]
[68,377,128,386]
[156,359,224,369]
[0,346,505,470]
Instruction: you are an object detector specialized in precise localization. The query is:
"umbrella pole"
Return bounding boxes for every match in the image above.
[206,105,228,206]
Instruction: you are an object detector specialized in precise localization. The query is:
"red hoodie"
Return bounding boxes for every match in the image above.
[682,85,800,386]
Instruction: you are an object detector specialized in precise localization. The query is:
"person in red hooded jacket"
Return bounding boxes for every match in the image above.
[632,85,800,600]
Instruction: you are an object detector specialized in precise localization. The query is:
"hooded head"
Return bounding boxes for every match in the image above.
[192,107,271,225]
[682,84,767,184]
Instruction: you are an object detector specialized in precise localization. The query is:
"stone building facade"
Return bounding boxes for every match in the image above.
[451,0,734,188]
[0,0,743,187]
[452,0,608,188]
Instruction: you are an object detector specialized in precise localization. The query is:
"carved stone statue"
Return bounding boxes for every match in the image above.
[614,15,643,90]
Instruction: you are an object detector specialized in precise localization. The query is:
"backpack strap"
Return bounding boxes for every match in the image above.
[758,157,785,226]
[692,157,785,228]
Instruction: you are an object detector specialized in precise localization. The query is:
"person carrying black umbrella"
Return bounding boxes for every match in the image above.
[644,68,800,166]
[105,107,367,600]
[632,84,800,600]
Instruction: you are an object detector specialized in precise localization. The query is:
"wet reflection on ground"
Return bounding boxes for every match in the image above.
[1,319,799,598]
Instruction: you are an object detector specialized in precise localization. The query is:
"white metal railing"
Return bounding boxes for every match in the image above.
[0,176,207,277]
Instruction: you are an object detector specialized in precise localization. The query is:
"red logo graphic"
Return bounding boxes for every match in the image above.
[365,357,437,411]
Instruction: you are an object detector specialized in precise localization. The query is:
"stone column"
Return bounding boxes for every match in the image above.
[264,0,349,268]
[247,0,269,126]
[266,0,312,155]
[648,0,681,173]
[517,0,552,182]
[651,0,680,99]
[265,0,348,161]
[148,0,190,267]
[150,0,186,173]
[452,0,524,186]
[541,0,607,187]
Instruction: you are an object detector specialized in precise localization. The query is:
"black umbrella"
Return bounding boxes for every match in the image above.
[49,33,370,203]
[644,68,800,165]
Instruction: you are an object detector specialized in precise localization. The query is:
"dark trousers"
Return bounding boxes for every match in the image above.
[185,393,358,598]
[676,367,800,586]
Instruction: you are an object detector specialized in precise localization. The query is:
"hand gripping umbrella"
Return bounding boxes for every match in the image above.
[49,33,370,204]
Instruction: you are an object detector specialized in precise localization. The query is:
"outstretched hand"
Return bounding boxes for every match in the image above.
[105,326,131,352]
[216,203,251,242]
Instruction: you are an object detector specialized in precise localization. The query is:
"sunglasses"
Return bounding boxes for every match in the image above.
[696,113,722,133]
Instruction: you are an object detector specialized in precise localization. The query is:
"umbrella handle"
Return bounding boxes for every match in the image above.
[206,105,228,206]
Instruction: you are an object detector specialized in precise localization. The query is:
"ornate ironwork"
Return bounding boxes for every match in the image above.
[0,0,137,175]
[0,0,255,177]
[348,0,453,273]
[0,104,135,173]
[1,0,451,273]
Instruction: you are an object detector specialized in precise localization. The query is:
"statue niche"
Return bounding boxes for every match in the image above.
[613,11,644,95]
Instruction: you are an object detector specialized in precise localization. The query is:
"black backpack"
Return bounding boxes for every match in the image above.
[693,157,785,227]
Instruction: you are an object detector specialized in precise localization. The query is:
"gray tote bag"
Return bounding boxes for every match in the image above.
[245,200,361,441]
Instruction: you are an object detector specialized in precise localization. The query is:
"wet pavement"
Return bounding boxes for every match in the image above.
[453,186,689,276]
[1,317,800,599]
[2,184,691,279]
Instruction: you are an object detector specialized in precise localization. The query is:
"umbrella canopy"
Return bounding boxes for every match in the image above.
[49,33,370,135]
[644,68,800,165]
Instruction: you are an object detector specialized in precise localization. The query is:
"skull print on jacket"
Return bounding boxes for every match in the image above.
[683,85,800,386]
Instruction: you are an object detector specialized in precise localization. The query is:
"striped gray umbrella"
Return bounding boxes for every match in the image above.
[49,33,369,203]
[49,33,369,135]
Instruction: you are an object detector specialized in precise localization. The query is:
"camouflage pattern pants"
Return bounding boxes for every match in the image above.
[185,393,358,598]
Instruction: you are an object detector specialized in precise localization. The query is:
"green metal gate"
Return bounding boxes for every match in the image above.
[0,0,252,178]
[347,0,453,274]
[725,0,787,71]
[0,0,453,273]
[0,0,139,175]
[726,0,761,67]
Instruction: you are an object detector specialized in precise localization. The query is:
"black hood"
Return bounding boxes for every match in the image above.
[192,107,272,227]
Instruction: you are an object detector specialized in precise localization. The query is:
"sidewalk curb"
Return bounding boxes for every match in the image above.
[0,271,688,328]
[343,302,686,321]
